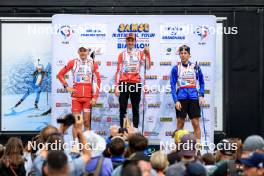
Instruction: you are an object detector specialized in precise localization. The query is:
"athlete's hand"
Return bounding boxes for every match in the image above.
[66,87,76,93]
[114,87,120,97]
[199,97,206,106]
[143,46,150,55]
[175,101,182,111]
[90,98,96,107]
[109,125,119,137]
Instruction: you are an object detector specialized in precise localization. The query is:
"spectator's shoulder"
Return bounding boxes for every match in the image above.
[111,164,122,176]
[166,162,185,175]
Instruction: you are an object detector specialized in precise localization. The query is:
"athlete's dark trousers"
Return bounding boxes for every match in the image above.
[119,82,142,128]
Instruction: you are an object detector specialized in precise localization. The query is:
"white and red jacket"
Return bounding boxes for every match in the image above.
[115,49,151,85]
[57,57,101,99]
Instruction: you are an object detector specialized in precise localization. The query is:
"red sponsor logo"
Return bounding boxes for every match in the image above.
[163,75,169,80]
[107,117,112,122]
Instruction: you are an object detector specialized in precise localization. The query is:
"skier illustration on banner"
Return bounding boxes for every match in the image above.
[12,60,48,110]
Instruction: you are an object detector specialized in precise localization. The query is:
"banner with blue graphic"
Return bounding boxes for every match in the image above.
[1,23,52,131]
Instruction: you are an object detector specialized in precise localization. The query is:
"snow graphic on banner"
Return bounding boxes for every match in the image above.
[1,23,52,131]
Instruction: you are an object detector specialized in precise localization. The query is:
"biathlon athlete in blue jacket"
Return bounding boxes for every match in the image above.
[170,45,205,144]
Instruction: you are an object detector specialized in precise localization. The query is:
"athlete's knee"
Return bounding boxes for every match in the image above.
[177,118,185,128]
[83,120,90,127]
[191,118,200,128]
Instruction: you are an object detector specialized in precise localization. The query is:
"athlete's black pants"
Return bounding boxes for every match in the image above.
[119,82,142,128]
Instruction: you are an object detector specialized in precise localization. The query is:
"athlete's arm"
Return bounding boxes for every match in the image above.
[197,66,205,97]
[92,62,101,100]
[170,66,178,103]
[57,60,75,88]
[114,53,123,86]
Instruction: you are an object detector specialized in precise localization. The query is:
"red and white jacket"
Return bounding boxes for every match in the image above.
[57,57,101,99]
[115,49,151,85]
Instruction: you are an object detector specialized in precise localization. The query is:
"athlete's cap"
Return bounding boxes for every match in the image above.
[78,44,91,51]
[179,45,190,54]
[126,33,136,41]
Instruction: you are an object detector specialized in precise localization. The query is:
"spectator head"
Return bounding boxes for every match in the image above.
[40,125,59,143]
[43,150,69,176]
[84,130,106,157]
[174,129,189,143]
[229,137,243,161]
[178,134,197,161]
[240,152,264,176]
[46,134,64,151]
[185,161,207,176]
[214,140,241,176]
[128,133,148,154]
[109,125,120,137]
[129,151,152,176]
[109,137,125,157]
[0,137,24,167]
[150,151,169,173]
[201,153,216,165]
[218,139,236,160]
[242,135,264,158]
[121,161,142,176]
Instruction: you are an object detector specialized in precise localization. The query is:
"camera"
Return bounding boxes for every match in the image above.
[118,128,128,134]
[57,114,79,126]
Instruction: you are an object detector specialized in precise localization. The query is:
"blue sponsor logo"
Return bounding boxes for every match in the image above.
[57,25,74,44]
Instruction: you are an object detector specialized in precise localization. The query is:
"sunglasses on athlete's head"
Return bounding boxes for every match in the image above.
[179,45,190,54]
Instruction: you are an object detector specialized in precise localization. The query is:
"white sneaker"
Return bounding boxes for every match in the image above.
[71,139,80,154]
[71,143,79,154]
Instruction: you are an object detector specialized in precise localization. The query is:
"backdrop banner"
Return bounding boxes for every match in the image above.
[52,14,216,147]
